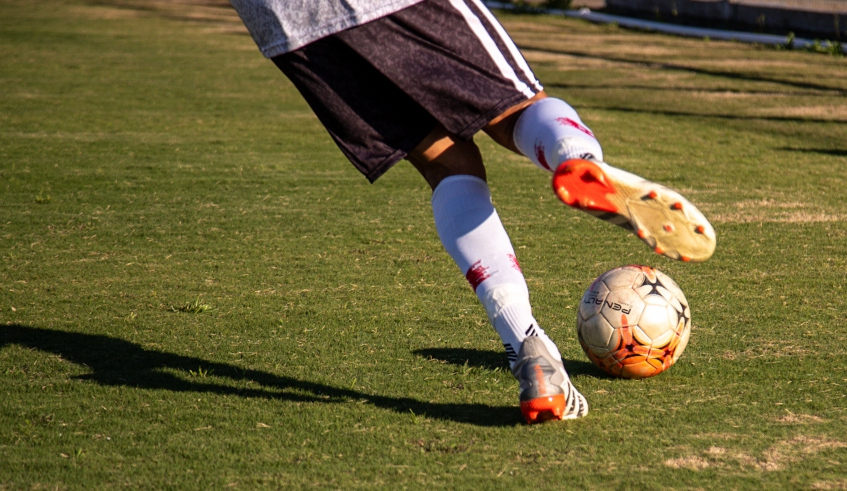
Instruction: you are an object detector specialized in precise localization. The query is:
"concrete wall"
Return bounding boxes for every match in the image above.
[604,0,847,39]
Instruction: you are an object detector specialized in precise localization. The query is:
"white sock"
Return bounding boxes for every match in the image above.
[431,175,562,367]
[512,97,604,172]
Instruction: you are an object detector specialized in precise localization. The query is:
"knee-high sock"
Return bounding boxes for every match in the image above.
[431,175,562,367]
[512,97,604,172]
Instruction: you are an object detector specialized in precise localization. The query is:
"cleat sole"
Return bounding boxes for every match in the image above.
[552,159,716,262]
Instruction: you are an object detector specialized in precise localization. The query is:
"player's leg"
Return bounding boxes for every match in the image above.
[407,127,588,422]
[483,94,717,262]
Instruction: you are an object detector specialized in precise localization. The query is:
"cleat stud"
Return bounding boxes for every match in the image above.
[663,224,674,233]
[647,191,658,200]
[636,229,647,239]
[695,225,706,234]
[672,202,683,210]
[654,246,665,255]
[680,255,691,262]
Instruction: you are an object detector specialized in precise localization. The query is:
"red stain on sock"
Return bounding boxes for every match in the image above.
[534,142,552,171]
[507,253,522,272]
[556,117,595,138]
[465,260,490,292]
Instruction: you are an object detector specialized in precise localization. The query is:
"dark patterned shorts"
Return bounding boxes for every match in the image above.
[272,0,542,182]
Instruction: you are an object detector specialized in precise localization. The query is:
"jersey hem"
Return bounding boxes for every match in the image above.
[255,0,426,58]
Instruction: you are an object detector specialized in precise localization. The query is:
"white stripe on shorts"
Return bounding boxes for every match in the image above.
[467,0,543,92]
[447,0,536,99]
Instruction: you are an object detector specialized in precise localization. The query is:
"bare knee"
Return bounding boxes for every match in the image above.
[407,124,486,191]
[483,91,548,154]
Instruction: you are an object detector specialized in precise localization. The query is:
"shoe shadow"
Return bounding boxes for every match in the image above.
[413,348,510,371]
[413,347,608,379]
[0,324,523,427]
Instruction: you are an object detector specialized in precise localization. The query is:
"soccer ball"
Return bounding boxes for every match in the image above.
[576,265,691,379]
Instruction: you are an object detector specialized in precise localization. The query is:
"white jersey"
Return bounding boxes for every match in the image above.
[230,0,425,58]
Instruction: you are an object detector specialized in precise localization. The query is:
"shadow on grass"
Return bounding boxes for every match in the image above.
[1,324,524,427]
[780,147,847,157]
[413,347,607,379]
[414,347,510,371]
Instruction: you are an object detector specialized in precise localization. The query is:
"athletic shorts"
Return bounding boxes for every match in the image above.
[272,0,543,182]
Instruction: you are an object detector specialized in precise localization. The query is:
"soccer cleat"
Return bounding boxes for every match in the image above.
[512,336,588,424]
[552,158,716,262]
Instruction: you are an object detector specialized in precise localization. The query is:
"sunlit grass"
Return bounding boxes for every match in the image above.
[1,1,846,489]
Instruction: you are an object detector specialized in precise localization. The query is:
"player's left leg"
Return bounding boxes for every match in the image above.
[484,95,717,262]
[408,126,588,423]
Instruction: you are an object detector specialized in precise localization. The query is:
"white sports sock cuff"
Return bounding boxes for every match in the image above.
[513,97,603,171]
[478,283,530,322]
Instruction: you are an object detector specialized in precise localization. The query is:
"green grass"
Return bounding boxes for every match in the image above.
[1,1,846,489]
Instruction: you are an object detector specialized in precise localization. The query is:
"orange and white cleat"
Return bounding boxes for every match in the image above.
[512,337,588,424]
[552,158,716,262]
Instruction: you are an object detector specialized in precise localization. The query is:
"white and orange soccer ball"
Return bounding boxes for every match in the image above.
[577,265,691,379]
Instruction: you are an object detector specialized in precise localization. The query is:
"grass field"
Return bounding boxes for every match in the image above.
[2,0,846,489]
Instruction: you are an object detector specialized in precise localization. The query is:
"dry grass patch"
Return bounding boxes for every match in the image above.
[775,412,827,424]
[90,0,247,32]
[521,49,622,71]
[812,479,847,490]
[691,433,741,441]
[737,340,810,359]
[688,90,792,100]
[665,436,846,472]
[709,199,846,223]
[664,455,711,470]
[754,105,847,121]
